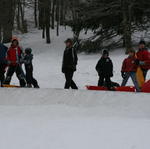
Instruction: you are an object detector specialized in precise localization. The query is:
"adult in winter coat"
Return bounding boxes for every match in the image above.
[22,48,39,88]
[4,39,26,87]
[136,40,150,80]
[62,38,78,89]
[121,50,140,92]
[96,50,113,90]
[0,43,8,87]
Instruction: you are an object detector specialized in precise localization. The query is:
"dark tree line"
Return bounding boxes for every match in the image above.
[0,0,150,53]
[73,0,150,52]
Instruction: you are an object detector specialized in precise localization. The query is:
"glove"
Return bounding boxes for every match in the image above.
[121,72,126,79]
[7,61,11,65]
[139,61,145,65]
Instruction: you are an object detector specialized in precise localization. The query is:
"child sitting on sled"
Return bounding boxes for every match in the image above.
[22,48,39,88]
[96,50,114,90]
[121,50,140,92]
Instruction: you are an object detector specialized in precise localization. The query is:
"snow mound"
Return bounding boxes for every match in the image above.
[0,88,150,119]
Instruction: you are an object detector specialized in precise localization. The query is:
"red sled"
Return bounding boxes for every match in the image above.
[86,86,108,91]
[141,80,150,93]
[86,85,135,92]
[115,86,135,92]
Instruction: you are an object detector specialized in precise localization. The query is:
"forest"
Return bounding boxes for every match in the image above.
[0,0,150,53]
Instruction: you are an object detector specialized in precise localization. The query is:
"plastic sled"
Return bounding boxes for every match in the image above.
[115,86,135,92]
[86,86,108,91]
[141,80,150,93]
[2,85,20,88]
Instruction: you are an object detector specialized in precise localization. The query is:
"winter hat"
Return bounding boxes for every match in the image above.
[128,49,135,54]
[25,48,32,54]
[102,50,109,56]
[65,38,73,44]
[139,40,146,45]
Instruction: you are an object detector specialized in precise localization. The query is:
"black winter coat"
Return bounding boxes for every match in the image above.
[23,54,34,71]
[96,57,113,77]
[62,47,78,73]
[0,43,8,64]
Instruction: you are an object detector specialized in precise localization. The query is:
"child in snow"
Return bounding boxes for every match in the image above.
[121,50,140,92]
[96,50,113,90]
[136,40,150,80]
[23,48,39,88]
[62,38,78,89]
[4,38,26,87]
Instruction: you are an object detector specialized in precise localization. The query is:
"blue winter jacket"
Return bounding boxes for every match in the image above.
[0,43,8,63]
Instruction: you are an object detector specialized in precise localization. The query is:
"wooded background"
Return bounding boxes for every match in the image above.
[0,0,150,52]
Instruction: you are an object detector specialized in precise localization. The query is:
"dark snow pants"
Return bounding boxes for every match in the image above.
[141,69,148,80]
[64,71,78,89]
[4,65,26,87]
[0,63,6,87]
[98,76,111,89]
[25,65,39,88]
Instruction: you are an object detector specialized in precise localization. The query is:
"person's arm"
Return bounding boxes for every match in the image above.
[121,59,126,72]
[96,59,101,73]
[121,59,127,78]
[110,59,113,76]
[74,49,78,65]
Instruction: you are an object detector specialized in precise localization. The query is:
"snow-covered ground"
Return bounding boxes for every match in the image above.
[1,28,150,149]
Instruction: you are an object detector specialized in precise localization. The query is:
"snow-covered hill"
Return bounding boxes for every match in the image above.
[1,28,150,149]
[0,88,150,149]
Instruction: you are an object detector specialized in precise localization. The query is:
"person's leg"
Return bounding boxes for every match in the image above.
[64,72,72,89]
[111,81,120,87]
[130,72,141,92]
[16,66,26,87]
[105,77,112,90]
[142,69,148,80]
[32,77,39,88]
[68,71,78,89]
[0,64,5,86]
[98,76,104,86]
[4,66,15,85]
[121,72,130,86]
[70,73,78,89]
[25,67,32,87]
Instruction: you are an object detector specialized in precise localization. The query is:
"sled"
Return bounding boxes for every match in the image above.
[141,80,150,93]
[86,86,108,91]
[86,86,135,92]
[2,85,20,88]
[115,86,135,92]
[136,67,145,88]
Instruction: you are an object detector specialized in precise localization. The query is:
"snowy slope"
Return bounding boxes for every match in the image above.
[1,28,150,149]
[0,88,150,149]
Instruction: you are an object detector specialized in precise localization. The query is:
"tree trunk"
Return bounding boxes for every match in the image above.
[34,0,38,27]
[121,0,132,54]
[56,0,60,36]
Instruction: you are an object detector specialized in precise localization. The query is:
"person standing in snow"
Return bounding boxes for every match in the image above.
[136,40,150,80]
[121,50,140,92]
[62,38,78,89]
[96,50,113,90]
[0,43,8,87]
[22,48,39,88]
[4,38,26,87]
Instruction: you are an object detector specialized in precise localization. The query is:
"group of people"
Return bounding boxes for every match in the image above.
[62,39,150,92]
[0,38,39,88]
[1,37,150,91]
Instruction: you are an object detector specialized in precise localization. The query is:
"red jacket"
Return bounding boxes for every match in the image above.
[7,45,22,66]
[136,48,150,70]
[121,56,138,72]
